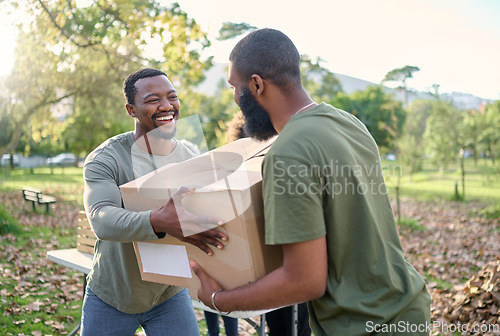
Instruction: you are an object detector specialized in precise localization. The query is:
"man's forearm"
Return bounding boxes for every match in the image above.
[193,236,328,312]
[214,265,323,312]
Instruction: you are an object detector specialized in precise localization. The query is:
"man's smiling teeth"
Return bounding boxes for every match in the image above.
[156,115,173,121]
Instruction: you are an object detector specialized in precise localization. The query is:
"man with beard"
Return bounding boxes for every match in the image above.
[82,68,227,336]
[191,29,431,336]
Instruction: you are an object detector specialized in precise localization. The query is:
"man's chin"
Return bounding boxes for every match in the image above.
[151,124,177,140]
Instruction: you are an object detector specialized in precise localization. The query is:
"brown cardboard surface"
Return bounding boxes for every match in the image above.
[119,137,282,298]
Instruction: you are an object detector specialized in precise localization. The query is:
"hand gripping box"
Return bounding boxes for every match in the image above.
[119,136,283,299]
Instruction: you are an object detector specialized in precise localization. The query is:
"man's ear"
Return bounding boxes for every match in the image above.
[250,74,265,96]
[126,104,136,118]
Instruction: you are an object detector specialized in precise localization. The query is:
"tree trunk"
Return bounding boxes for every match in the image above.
[461,147,465,200]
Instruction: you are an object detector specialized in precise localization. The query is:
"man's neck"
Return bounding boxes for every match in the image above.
[134,131,176,156]
[268,88,314,133]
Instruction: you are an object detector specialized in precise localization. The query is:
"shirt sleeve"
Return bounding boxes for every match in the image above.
[83,158,159,242]
[263,154,326,245]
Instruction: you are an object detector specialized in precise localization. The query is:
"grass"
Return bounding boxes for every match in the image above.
[476,203,500,219]
[0,166,84,204]
[0,203,22,235]
[1,160,499,335]
[382,158,500,203]
[397,217,426,232]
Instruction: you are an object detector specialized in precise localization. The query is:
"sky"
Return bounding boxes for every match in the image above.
[1,0,499,100]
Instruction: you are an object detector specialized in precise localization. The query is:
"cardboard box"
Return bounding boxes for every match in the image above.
[119,137,283,298]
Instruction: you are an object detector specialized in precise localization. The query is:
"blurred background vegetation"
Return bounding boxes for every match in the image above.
[0,2,498,334]
[0,0,499,203]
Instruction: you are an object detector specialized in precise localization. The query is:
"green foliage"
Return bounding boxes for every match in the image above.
[424,100,462,172]
[396,97,500,194]
[462,109,483,164]
[396,99,432,176]
[383,65,420,83]
[0,110,14,150]
[382,65,420,106]
[1,0,213,159]
[0,203,22,235]
[181,84,240,150]
[480,101,500,164]
[331,86,406,151]
[300,56,342,102]
[217,22,257,40]
[0,27,66,156]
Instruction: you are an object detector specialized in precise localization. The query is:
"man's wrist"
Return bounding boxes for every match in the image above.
[211,289,231,315]
[149,209,165,237]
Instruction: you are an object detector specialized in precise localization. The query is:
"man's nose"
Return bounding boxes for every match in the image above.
[159,97,173,110]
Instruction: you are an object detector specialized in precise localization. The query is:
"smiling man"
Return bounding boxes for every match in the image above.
[191,29,431,336]
[81,68,227,336]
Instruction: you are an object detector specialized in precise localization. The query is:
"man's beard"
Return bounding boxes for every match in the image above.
[239,89,277,141]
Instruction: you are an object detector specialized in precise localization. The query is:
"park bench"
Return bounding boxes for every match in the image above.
[22,187,57,214]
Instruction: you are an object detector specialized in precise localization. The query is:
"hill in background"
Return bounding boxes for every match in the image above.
[197,63,492,110]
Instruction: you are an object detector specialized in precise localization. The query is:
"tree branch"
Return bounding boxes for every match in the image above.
[36,0,101,48]
[0,91,77,157]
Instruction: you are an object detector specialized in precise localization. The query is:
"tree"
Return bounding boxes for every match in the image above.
[217,22,257,40]
[300,56,342,102]
[181,81,240,150]
[0,0,213,159]
[397,99,432,177]
[462,109,483,166]
[382,65,420,107]
[330,86,406,152]
[424,100,462,173]
[479,101,500,165]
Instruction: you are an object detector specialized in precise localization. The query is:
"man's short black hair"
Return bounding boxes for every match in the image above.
[123,68,168,105]
[229,28,301,92]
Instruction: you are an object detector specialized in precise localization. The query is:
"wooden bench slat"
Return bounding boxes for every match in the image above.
[77,236,97,246]
[23,195,39,202]
[23,187,42,193]
[76,244,95,254]
[77,211,97,254]
[39,195,56,204]
[77,228,95,237]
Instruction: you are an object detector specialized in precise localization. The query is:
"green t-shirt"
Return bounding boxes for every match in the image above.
[83,132,198,313]
[263,103,430,335]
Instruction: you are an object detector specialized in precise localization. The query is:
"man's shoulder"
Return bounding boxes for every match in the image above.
[85,132,134,166]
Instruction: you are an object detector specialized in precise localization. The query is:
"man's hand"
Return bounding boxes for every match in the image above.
[190,261,222,309]
[150,186,228,255]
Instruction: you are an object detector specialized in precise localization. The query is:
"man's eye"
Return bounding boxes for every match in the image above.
[169,95,178,100]
[147,99,159,103]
